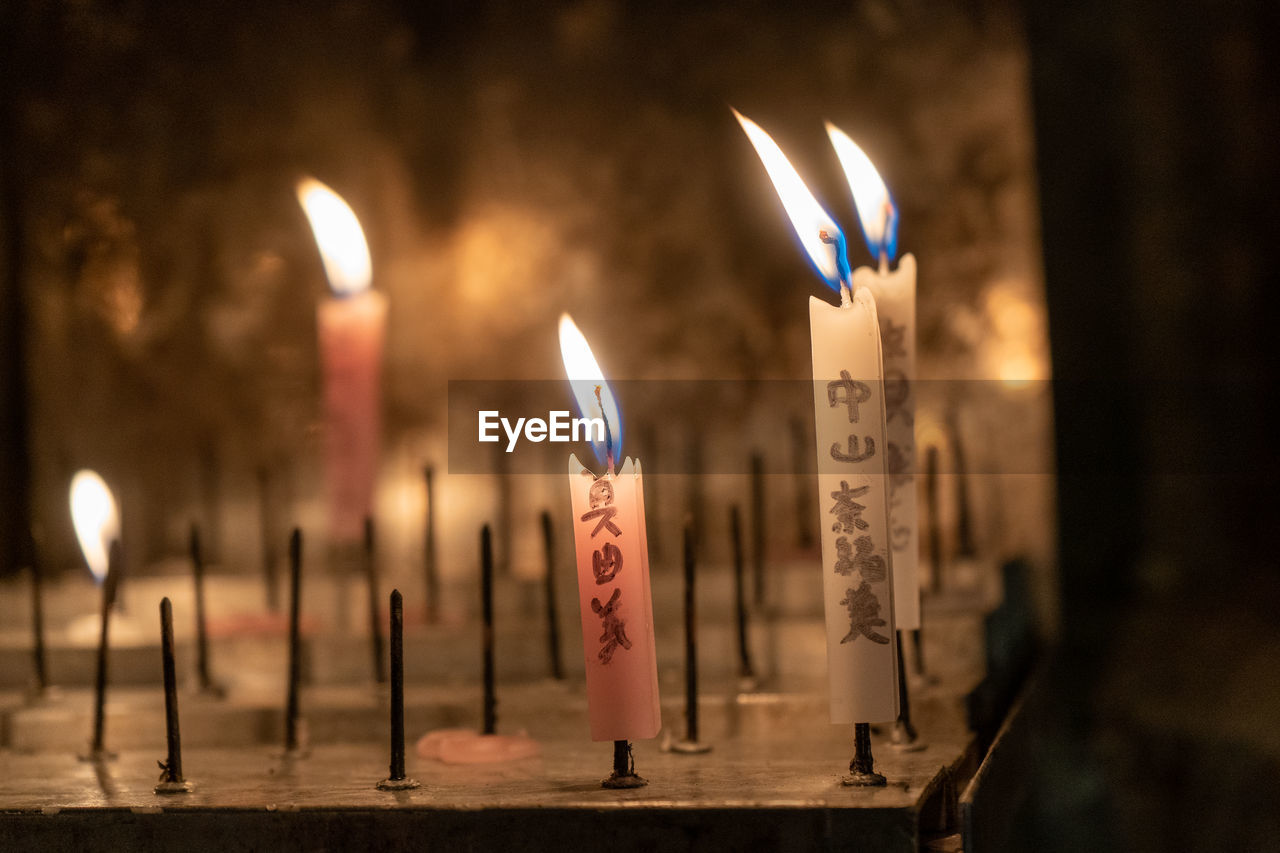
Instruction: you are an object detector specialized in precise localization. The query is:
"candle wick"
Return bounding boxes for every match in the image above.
[594,385,615,474]
[821,228,854,306]
[878,200,896,274]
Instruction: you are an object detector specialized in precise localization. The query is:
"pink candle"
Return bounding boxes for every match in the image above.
[297,178,386,543]
[560,315,661,743]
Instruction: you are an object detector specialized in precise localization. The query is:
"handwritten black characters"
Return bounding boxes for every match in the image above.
[580,478,622,538]
[830,481,870,532]
[827,370,871,423]
[590,587,632,664]
[834,535,887,582]
[839,582,890,645]
[831,435,876,463]
[592,541,623,585]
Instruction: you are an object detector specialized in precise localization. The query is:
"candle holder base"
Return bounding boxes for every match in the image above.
[601,772,648,789]
[669,739,713,755]
[153,780,193,795]
[889,720,926,752]
[77,748,117,763]
[376,777,421,791]
[840,769,887,787]
[276,746,312,761]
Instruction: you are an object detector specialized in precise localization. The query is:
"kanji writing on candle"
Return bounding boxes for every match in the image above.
[826,375,889,646]
[828,371,876,462]
[582,475,630,664]
[839,582,890,645]
[581,478,622,537]
[590,587,632,664]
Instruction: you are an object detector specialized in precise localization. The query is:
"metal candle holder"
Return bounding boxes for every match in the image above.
[79,539,121,762]
[282,528,308,758]
[377,589,420,791]
[154,597,192,794]
[672,519,711,754]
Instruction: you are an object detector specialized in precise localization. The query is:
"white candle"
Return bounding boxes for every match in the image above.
[297,178,387,544]
[809,289,899,723]
[560,315,661,743]
[734,110,899,723]
[828,123,920,632]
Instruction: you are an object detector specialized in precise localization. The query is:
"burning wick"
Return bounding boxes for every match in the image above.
[594,385,615,474]
[155,597,193,794]
[377,589,420,790]
[876,198,896,275]
[819,229,854,305]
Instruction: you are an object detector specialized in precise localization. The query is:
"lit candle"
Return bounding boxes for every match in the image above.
[734,111,899,768]
[70,469,120,589]
[827,124,920,634]
[559,314,660,786]
[69,470,122,761]
[296,178,386,544]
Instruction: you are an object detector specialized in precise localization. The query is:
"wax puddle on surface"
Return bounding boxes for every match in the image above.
[415,728,541,764]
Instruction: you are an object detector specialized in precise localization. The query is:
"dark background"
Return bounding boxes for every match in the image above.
[1025,1,1278,849]
[2,1,1278,849]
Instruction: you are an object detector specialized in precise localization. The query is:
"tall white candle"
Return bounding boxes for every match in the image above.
[828,124,920,631]
[810,289,899,723]
[850,257,918,630]
[734,109,899,724]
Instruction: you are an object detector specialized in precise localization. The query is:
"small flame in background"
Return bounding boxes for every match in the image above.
[733,108,846,291]
[295,177,373,297]
[70,469,119,583]
[825,122,898,263]
[558,313,623,468]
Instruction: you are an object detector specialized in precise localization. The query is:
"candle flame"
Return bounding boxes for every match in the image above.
[825,122,898,263]
[70,469,119,583]
[733,108,846,291]
[296,177,373,297]
[558,313,623,468]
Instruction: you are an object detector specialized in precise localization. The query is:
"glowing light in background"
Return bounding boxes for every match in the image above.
[733,108,847,291]
[296,177,373,296]
[70,469,119,583]
[825,123,898,263]
[558,313,623,468]
[983,281,1049,389]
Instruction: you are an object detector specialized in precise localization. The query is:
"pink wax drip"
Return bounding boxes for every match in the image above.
[415,729,541,765]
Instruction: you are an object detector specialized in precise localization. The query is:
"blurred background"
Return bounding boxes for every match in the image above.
[0,0,1275,850]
